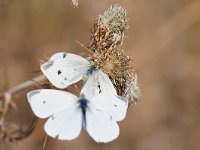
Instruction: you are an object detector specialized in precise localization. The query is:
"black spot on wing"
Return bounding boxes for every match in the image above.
[97,84,102,93]
[63,53,67,58]
[57,70,62,75]
[42,61,54,70]
[28,90,41,99]
[43,100,46,104]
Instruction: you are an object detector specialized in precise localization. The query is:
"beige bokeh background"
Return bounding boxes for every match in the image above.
[0,0,200,150]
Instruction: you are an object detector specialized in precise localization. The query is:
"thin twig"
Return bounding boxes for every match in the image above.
[0,75,46,101]
[1,75,46,99]
[0,75,46,119]
[0,75,45,142]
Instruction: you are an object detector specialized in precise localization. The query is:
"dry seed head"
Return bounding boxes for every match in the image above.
[90,50,114,70]
[97,4,128,31]
[105,49,134,96]
[90,4,129,51]
[124,74,141,104]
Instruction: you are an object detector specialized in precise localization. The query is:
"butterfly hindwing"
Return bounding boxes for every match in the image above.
[44,105,82,140]
[41,52,91,89]
[90,94,128,121]
[86,102,119,143]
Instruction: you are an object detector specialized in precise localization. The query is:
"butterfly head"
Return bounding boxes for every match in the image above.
[79,94,89,108]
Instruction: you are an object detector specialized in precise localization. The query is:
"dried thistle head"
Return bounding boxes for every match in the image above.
[88,4,140,104]
[90,4,129,51]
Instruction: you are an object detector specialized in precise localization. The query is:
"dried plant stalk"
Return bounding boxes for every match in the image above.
[89,4,140,103]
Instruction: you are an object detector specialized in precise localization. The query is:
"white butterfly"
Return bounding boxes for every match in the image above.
[27,89,128,143]
[41,52,116,98]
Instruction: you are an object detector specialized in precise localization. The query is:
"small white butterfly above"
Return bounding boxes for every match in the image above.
[41,52,117,98]
[27,89,128,143]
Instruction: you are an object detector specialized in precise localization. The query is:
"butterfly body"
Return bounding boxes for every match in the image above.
[79,98,88,129]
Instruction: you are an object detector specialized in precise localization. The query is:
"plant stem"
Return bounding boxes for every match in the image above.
[0,75,46,101]
[0,75,46,119]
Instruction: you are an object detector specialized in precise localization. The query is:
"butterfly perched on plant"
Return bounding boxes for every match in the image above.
[25,3,140,144]
[40,52,117,98]
[27,89,128,143]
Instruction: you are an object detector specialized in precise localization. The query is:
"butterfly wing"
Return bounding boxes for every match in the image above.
[27,89,78,118]
[85,102,119,143]
[80,70,99,99]
[96,70,117,94]
[81,70,117,99]
[41,52,91,89]
[90,94,128,121]
[44,105,82,140]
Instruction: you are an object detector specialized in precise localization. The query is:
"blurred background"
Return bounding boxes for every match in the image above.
[0,0,200,150]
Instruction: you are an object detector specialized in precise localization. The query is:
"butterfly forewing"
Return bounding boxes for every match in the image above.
[80,71,99,99]
[97,70,117,94]
[27,89,78,118]
[81,70,117,99]
[41,52,91,89]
